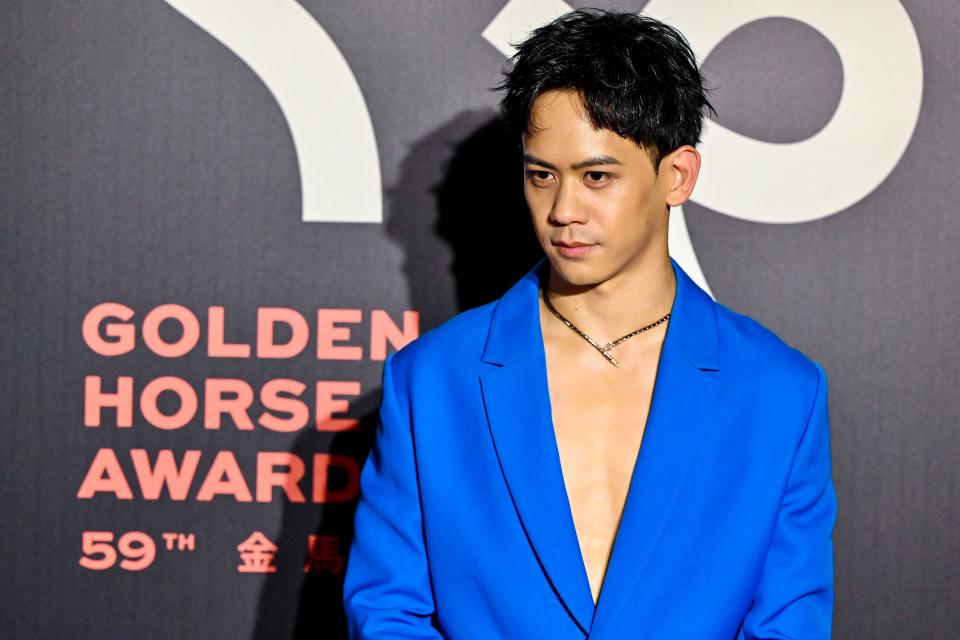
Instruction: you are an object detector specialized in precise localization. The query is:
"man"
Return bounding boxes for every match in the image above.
[343,9,837,639]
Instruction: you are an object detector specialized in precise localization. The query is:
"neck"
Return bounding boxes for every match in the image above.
[542,251,676,341]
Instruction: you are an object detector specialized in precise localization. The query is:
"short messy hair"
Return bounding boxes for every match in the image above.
[496,8,716,168]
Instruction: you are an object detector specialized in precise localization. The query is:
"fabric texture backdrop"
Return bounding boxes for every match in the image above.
[0,1,956,638]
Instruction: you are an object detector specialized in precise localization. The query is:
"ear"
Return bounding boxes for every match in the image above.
[661,145,701,207]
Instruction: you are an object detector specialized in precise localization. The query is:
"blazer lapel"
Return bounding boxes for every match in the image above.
[589,257,721,638]
[479,258,596,633]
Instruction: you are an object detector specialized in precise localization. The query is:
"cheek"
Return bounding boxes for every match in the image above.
[590,192,653,241]
[523,187,553,224]
[523,183,547,206]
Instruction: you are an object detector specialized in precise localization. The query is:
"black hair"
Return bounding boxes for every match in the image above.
[495,8,716,169]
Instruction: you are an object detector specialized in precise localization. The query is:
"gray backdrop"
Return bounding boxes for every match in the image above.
[1,1,957,638]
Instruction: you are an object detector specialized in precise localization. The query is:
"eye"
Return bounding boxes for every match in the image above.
[525,169,554,187]
[585,171,610,185]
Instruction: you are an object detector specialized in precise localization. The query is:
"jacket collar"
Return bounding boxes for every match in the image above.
[481,255,719,371]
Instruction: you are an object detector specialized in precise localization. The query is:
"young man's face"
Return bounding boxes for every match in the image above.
[521,89,673,288]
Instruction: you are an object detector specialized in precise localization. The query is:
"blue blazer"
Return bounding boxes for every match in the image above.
[343,256,837,639]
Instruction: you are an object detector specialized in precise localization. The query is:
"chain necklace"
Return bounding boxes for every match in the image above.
[541,284,671,368]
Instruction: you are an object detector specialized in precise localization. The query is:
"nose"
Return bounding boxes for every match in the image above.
[548,179,587,226]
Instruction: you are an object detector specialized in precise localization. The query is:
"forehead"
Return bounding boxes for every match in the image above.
[523,89,647,163]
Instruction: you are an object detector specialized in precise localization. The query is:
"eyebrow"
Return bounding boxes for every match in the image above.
[522,153,623,171]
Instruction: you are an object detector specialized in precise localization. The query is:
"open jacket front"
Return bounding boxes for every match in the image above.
[343,256,837,640]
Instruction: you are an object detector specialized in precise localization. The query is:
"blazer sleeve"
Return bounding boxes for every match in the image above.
[739,362,839,640]
[342,352,444,639]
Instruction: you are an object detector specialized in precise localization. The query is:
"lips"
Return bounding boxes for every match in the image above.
[553,241,596,257]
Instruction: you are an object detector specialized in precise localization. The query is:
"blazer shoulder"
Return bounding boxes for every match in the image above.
[713,299,825,399]
[388,299,498,381]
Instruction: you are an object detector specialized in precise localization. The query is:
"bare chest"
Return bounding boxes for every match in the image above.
[543,342,663,604]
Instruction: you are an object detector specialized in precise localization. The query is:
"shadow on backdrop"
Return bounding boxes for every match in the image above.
[249,110,543,639]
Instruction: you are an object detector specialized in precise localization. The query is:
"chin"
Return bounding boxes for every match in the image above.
[546,256,606,288]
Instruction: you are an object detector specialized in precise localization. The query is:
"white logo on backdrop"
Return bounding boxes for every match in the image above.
[484,0,924,297]
[162,0,382,223]
[164,0,923,291]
